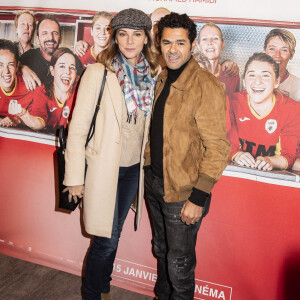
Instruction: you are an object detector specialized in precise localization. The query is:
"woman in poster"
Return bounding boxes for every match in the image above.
[14,10,36,55]
[79,11,113,69]
[197,22,240,97]
[228,52,300,171]
[0,39,33,127]
[63,9,159,300]
[264,28,300,102]
[10,47,77,132]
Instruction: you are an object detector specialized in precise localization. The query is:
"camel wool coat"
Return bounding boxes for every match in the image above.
[64,63,150,238]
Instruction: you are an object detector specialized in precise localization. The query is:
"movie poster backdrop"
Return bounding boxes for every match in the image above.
[1,2,300,300]
[1,5,299,174]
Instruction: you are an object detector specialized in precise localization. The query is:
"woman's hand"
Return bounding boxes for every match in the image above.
[255,155,287,171]
[63,185,84,203]
[234,152,256,168]
[8,100,26,117]
[221,60,239,77]
[0,116,21,127]
[74,40,90,57]
[255,156,273,171]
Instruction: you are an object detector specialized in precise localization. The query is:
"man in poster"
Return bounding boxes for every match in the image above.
[144,13,230,300]
[20,15,82,90]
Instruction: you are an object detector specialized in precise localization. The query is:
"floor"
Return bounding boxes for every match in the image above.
[0,253,154,300]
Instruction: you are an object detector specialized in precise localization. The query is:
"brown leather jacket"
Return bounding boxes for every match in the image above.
[144,57,231,203]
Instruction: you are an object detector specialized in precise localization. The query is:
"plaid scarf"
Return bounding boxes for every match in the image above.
[112,53,155,123]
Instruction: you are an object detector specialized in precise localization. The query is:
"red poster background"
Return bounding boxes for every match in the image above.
[1,137,300,300]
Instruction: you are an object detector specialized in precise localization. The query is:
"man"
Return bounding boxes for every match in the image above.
[20,15,82,89]
[14,10,36,55]
[144,13,230,300]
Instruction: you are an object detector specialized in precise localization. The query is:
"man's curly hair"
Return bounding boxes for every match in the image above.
[157,12,196,45]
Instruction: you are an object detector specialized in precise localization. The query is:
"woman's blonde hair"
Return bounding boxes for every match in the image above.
[98,28,160,77]
[198,22,224,42]
[264,29,296,59]
[92,11,113,27]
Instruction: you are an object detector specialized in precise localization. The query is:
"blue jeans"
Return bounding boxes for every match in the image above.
[145,168,211,300]
[83,163,140,300]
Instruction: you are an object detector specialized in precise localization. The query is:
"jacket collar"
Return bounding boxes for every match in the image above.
[157,56,199,91]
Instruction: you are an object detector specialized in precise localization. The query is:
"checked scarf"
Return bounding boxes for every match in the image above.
[112,53,155,123]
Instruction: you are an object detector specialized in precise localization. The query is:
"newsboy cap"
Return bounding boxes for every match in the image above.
[110,8,152,31]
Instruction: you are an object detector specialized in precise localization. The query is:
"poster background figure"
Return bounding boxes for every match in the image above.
[228,52,300,171]
[194,23,300,82]
[78,11,113,69]
[264,28,300,102]
[0,39,33,127]
[14,10,36,55]
[10,48,78,133]
[20,15,82,90]
[197,22,240,97]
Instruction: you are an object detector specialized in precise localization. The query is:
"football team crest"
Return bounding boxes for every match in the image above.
[265,119,277,134]
[62,106,70,119]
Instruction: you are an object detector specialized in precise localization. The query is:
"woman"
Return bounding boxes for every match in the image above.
[79,11,113,69]
[264,28,300,102]
[63,9,159,300]
[264,29,300,171]
[11,47,77,132]
[14,10,36,55]
[0,39,33,127]
[228,52,300,171]
[197,22,240,97]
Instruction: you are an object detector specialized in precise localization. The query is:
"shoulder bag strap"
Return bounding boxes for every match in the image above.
[85,68,108,148]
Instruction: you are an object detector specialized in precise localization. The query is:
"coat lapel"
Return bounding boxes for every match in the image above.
[106,71,123,130]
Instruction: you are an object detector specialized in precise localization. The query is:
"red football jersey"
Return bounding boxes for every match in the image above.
[228,90,300,168]
[29,85,76,129]
[0,72,33,117]
[79,46,97,69]
[216,64,240,97]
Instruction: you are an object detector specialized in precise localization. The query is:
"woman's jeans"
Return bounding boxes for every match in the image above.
[144,167,211,300]
[83,163,140,300]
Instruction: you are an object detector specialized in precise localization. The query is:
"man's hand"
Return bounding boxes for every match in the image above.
[74,40,90,57]
[20,65,41,91]
[180,200,203,225]
[221,60,239,77]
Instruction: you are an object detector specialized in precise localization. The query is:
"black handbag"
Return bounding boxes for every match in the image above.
[56,68,107,211]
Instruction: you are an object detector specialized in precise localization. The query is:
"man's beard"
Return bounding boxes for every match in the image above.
[42,39,59,55]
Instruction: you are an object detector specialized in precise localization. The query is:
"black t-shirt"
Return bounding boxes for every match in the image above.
[20,49,50,84]
[150,61,188,179]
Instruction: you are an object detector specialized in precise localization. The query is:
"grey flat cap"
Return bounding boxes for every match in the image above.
[111,8,152,31]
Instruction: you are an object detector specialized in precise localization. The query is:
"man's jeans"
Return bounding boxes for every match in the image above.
[83,163,140,300]
[145,167,211,300]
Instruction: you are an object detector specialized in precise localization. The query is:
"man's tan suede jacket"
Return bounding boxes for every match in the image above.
[144,57,231,203]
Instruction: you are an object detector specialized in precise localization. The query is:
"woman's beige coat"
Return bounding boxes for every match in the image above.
[64,63,150,238]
